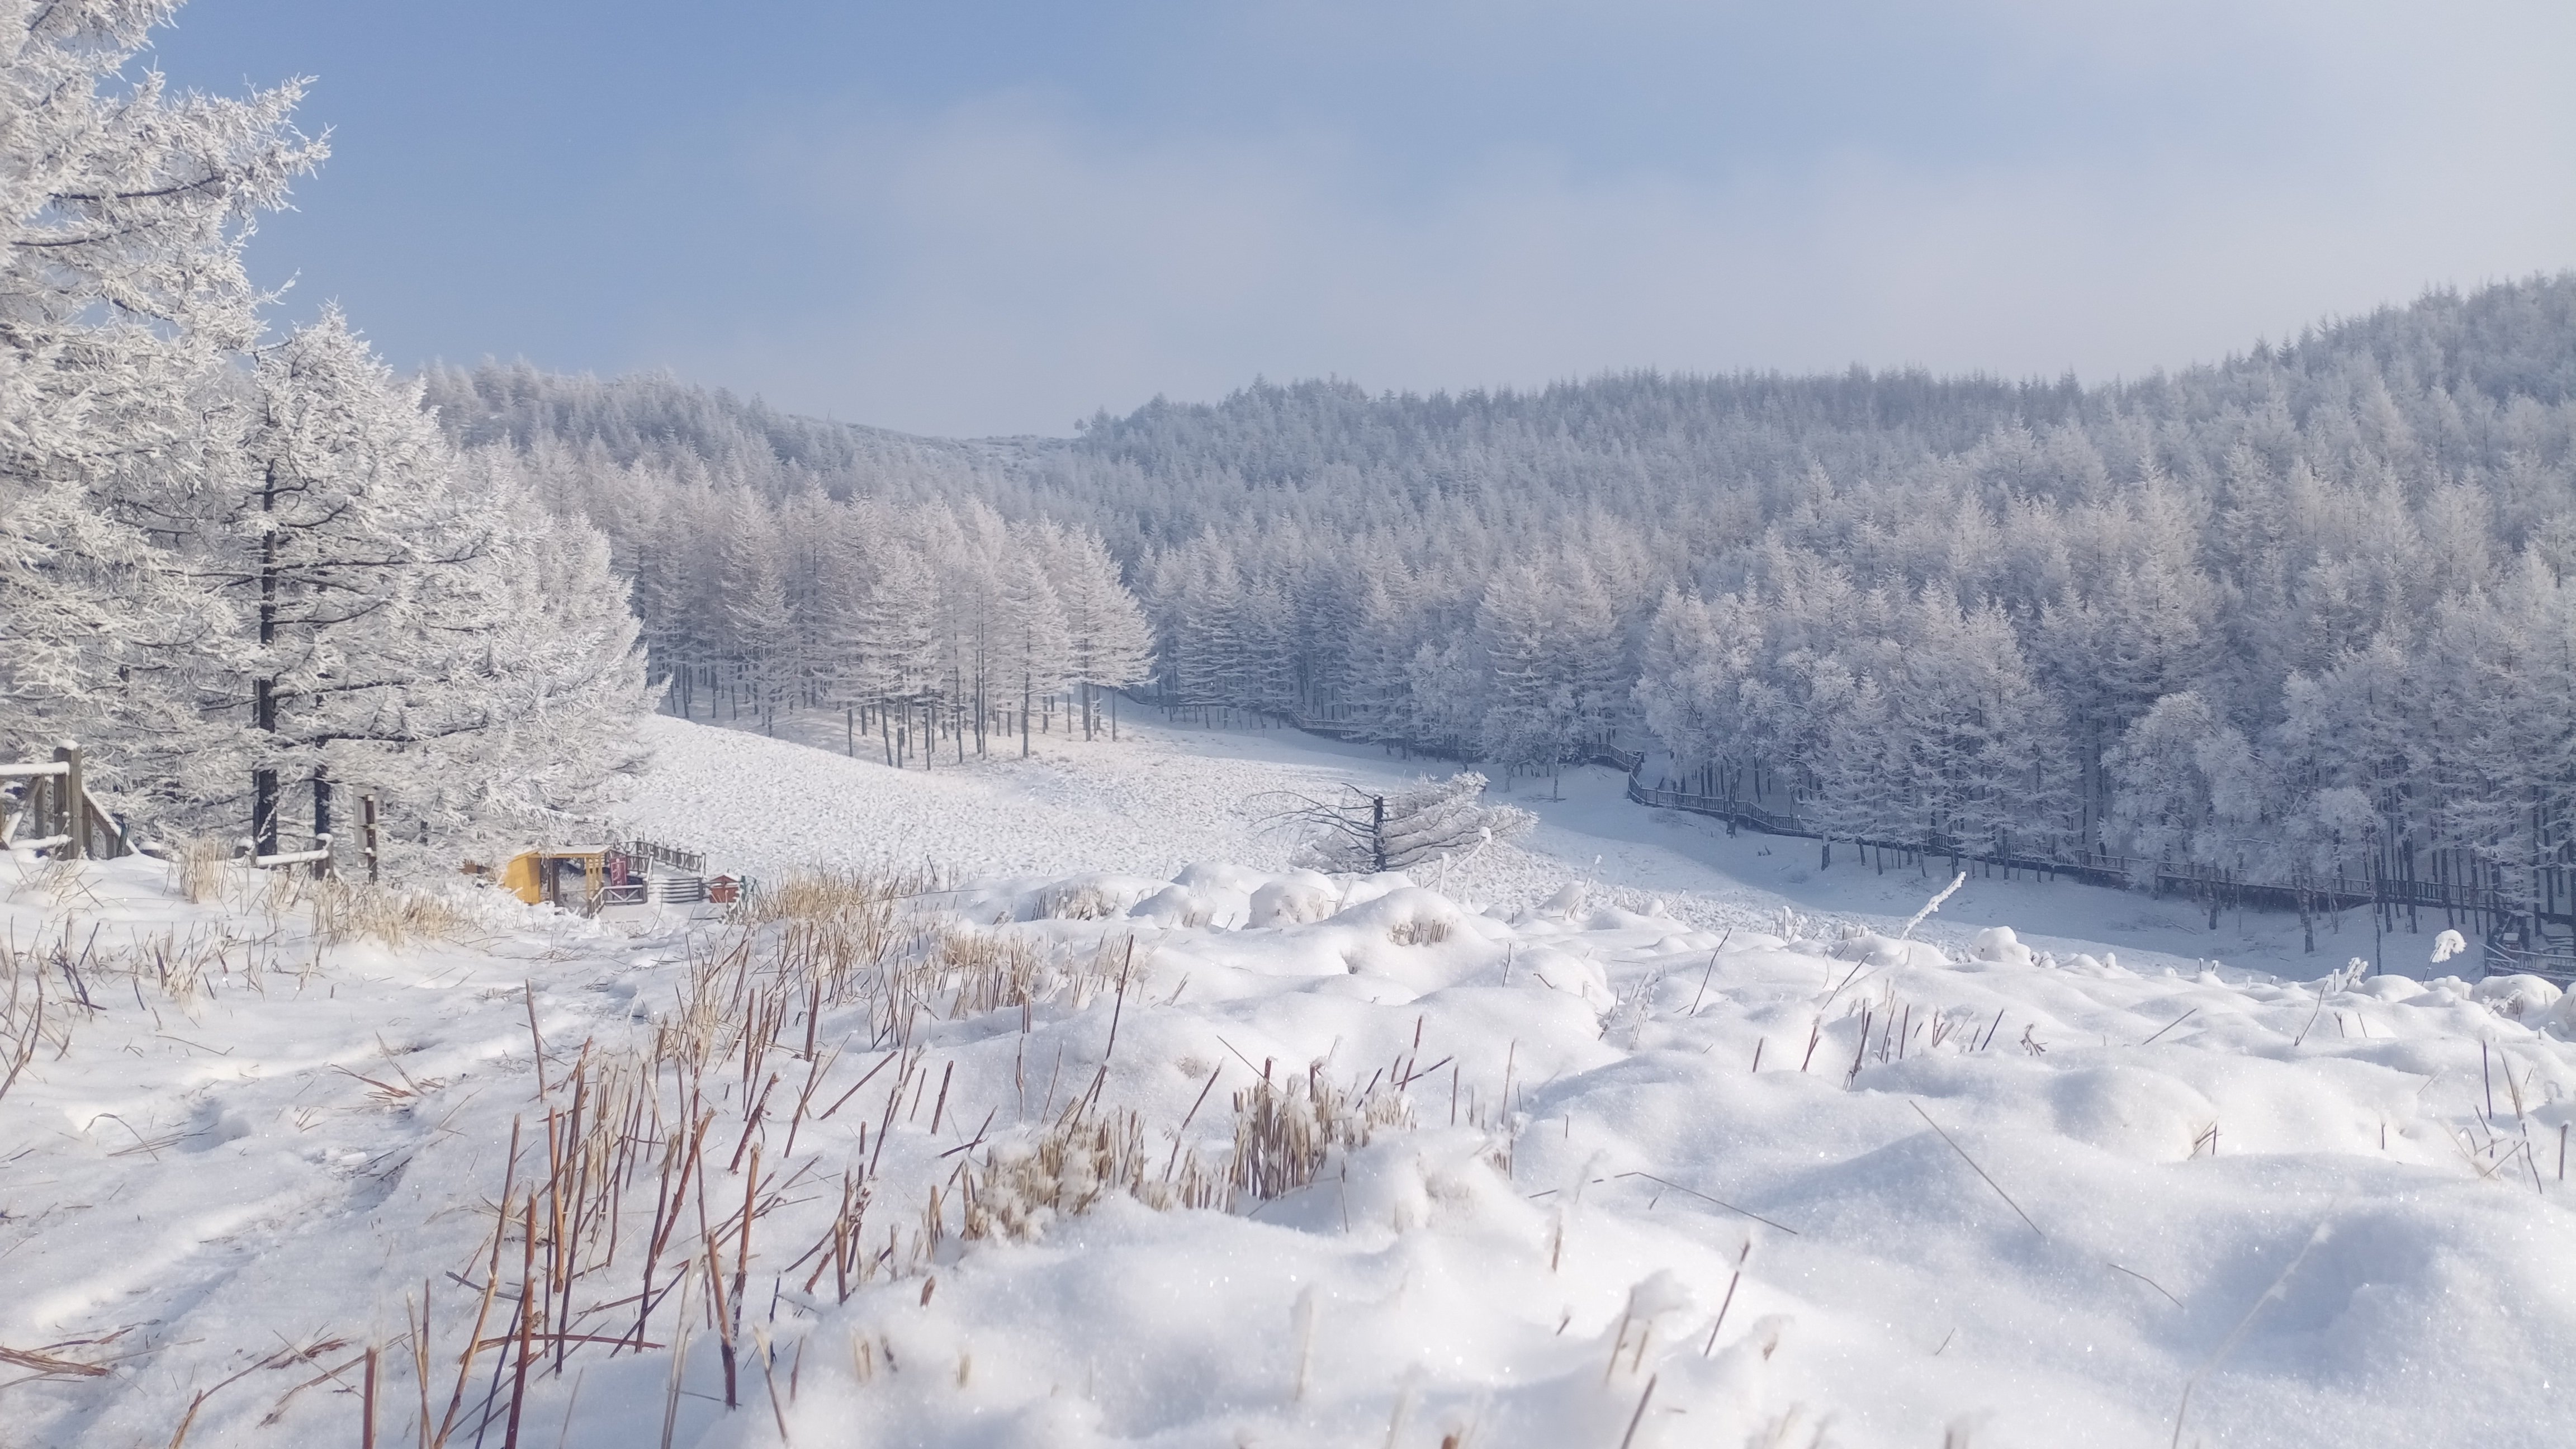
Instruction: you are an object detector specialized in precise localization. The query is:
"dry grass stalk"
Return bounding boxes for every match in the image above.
[0,1342,113,1379]
[1388,917,1451,946]
[69,861,1381,1443]
[1229,1066,1409,1204]
[0,949,46,1109]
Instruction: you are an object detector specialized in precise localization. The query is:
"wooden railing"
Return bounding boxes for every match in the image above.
[1590,745,1646,774]
[615,837,706,875]
[0,742,129,860]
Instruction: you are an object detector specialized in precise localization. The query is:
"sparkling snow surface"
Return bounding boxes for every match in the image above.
[5,715,2573,1448]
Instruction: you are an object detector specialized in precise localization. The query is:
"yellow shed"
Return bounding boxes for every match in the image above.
[501,848,611,908]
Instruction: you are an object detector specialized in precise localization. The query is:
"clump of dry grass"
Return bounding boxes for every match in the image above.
[167,835,235,904]
[742,866,946,931]
[7,852,93,907]
[1230,1067,1410,1203]
[0,922,261,1102]
[1033,883,1123,920]
[962,1104,1226,1242]
[887,927,1133,1032]
[736,868,934,1000]
[0,941,55,1109]
[1388,917,1452,946]
[932,929,1047,1017]
[304,879,480,947]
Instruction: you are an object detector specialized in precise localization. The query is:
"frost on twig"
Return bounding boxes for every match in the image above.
[1900,873,1967,940]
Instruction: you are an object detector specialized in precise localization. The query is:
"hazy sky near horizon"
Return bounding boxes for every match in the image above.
[153,1,2576,438]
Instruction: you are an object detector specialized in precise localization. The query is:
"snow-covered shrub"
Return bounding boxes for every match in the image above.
[1968,925,2037,969]
[1248,870,1341,926]
[1129,882,1249,929]
[2471,973,2563,1022]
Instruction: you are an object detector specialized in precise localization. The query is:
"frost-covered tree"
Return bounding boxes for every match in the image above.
[849,542,942,765]
[186,314,647,863]
[999,552,1070,756]
[386,486,650,860]
[0,4,650,866]
[0,0,321,797]
[198,310,476,853]
[1046,525,1154,739]
[714,498,791,730]
[1259,771,1535,874]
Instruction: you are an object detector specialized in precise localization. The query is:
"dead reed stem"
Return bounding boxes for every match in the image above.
[1911,1101,2043,1237]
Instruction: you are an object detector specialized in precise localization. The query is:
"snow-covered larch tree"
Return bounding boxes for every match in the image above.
[185,311,648,865]
[0,0,323,801]
[998,543,1071,756]
[196,308,474,854]
[1047,525,1154,738]
[389,486,651,862]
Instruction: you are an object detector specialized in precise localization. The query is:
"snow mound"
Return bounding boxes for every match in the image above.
[13,742,2576,1448]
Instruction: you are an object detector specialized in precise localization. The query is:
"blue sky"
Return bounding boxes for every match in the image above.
[153,1,2576,437]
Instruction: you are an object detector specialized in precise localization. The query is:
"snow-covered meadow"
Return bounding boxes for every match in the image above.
[621,711,2400,982]
[6,717,2574,1448]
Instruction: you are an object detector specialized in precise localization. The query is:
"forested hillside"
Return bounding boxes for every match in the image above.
[430,277,2576,926]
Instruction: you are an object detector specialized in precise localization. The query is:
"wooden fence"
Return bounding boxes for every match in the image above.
[0,742,129,860]
[1625,773,2574,935]
[1119,694,2572,967]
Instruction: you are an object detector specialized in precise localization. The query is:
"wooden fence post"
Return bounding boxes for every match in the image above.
[312,769,333,880]
[361,794,380,885]
[54,741,82,861]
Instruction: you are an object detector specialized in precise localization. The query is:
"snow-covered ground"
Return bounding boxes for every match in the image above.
[6,715,2573,1448]
[626,709,2423,982]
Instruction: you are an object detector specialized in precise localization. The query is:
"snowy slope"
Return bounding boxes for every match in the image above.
[5,719,2573,1448]
[624,711,2403,981]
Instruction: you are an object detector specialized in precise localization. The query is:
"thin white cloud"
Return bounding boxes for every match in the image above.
[656,2,2576,436]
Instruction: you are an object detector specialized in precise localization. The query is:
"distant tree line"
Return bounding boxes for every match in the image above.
[433,433,1155,764]
[432,278,2576,927]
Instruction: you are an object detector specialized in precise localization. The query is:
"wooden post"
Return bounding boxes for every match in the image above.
[361,794,381,884]
[312,768,334,879]
[54,741,82,860]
